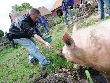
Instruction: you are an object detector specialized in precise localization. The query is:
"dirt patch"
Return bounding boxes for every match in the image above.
[30,66,107,83]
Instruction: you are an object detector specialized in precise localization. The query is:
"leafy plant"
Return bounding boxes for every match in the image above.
[0,30,4,37]
[72,8,77,16]
[53,17,63,26]
[85,70,93,83]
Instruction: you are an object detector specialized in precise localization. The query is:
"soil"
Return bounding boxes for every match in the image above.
[30,65,107,83]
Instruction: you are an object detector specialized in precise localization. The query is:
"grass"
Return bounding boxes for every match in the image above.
[0,15,110,83]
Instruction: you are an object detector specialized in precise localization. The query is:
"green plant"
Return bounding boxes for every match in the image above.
[72,8,77,16]
[108,3,110,7]
[85,70,93,83]
[0,30,4,37]
[54,17,63,25]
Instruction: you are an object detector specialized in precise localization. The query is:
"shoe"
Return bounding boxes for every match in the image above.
[29,59,38,64]
[71,21,74,24]
[40,61,51,67]
[66,24,69,27]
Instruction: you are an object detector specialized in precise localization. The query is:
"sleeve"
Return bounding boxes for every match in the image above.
[22,22,37,37]
[62,1,65,11]
[68,0,74,6]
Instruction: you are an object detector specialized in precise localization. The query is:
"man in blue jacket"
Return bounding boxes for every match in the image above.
[38,16,49,34]
[62,0,74,25]
[9,8,52,66]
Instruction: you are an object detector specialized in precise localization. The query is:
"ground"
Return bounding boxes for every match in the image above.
[30,65,107,83]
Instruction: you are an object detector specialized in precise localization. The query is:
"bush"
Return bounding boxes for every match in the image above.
[0,30,4,37]
[53,17,64,26]
[72,8,77,16]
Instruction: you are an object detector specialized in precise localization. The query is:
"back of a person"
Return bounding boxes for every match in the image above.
[9,14,28,33]
[9,13,36,39]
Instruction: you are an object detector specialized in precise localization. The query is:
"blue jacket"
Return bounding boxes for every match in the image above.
[62,0,74,11]
[38,16,48,26]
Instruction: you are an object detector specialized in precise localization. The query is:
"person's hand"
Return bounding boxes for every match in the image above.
[45,42,53,50]
[68,6,71,8]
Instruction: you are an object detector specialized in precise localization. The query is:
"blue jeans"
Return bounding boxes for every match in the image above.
[42,23,49,34]
[63,8,74,25]
[98,0,110,19]
[15,38,49,66]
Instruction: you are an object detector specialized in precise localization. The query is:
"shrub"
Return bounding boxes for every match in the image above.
[0,30,4,37]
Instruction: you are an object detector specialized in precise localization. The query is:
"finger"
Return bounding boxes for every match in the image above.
[50,46,54,51]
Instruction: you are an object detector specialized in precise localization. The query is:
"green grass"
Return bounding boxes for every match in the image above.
[85,70,93,83]
[0,15,110,83]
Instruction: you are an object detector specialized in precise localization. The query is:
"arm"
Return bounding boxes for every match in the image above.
[62,1,65,11]
[34,34,52,49]
[22,22,52,49]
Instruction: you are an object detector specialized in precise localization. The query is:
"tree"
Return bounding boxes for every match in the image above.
[12,2,32,12]
[0,30,4,37]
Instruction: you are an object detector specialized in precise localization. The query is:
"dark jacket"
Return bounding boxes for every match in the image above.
[9,13,38,39]
[35,25,43,38]
[5,33,13,42]
[62,0,74,11]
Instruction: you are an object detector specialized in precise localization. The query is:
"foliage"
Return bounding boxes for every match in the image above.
[108,3,110,7]
[53,17,64,26]
[72,8,77,16]
[0,30,4,37]
[48,19,55,28]
[12,2,32,12]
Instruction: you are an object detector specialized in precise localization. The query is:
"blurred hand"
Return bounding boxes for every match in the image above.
[68,6,71,8]
[45,42,54,50]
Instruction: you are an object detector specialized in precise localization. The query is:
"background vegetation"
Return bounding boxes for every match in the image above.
[12,3,32,12]
[0,30,4,37]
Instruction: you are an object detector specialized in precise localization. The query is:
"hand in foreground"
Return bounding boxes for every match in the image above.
[45,42,54,50]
